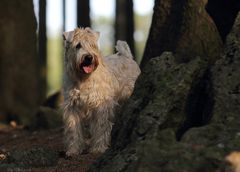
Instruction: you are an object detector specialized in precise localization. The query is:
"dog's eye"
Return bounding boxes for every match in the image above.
[76,43,81,49]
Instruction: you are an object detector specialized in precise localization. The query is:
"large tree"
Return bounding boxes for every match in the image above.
[115,0,135,57]
[88,1,238,171]
[140,0,223,68]
[0,0,41,124]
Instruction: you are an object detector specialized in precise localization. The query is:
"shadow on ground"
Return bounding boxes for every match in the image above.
[0,126,99,172]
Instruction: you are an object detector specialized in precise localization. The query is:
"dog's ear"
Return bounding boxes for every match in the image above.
[95,31,100,40]
[85,27,100,40]
[91,30,100,40]
[63,31,74,42]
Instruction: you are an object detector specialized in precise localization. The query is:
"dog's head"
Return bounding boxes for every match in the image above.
[63,27,101,78]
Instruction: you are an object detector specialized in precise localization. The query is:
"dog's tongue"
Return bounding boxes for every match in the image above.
[83,65,93,73]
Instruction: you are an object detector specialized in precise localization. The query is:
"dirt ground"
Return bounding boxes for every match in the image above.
[0,125,99,172]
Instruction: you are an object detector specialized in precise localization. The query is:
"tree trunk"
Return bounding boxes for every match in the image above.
[206,0,240,42]
[38,0,47,101]
[62,0,66,31]
[0,0,41,125]
[89,10,240,172]
[140,0,223,68]
[77,0,91,27]
[115,0,135,57]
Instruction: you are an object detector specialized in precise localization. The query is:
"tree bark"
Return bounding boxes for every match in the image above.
[115,0,135,57]
[0,0,41,124]
[77,0,91,27]
[140,0,223,68]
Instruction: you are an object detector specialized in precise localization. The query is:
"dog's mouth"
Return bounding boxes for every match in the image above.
[80,55,97,74]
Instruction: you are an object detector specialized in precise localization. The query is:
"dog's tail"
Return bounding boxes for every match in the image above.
[116,40,133,58]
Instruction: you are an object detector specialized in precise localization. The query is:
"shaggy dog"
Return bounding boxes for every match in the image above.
[62,27,140,156]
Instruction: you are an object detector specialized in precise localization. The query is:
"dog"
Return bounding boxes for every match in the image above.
[62,27,140,156]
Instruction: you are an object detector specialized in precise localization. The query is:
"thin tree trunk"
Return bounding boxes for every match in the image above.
[77,0,91,27]
[63,0,66,31]
[115,0,135,57]
[39,0,47,100]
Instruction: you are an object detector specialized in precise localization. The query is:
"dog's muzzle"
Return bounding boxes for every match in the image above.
[80,55,96,74]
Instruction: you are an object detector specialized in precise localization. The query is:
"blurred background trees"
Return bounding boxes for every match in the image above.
[0,0,41,124]
[115,0,135,57]
[38,0,47,101]
[0,0,153,125]
[77,0,91,27]
[39,0,153,95]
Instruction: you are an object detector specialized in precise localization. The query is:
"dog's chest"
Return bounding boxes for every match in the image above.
[69,78,114,109]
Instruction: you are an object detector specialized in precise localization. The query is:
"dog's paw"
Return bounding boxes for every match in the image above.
[89,145,108,154]
[65,148,80,158]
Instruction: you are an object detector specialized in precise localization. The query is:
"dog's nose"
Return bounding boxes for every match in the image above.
[85,55,93,62]
[83,55,93,65]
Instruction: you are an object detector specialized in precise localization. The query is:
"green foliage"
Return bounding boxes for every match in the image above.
[47,37,63,95]
[134,13,152,63]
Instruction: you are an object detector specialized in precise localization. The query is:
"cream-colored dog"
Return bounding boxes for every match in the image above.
[62,27,140,156]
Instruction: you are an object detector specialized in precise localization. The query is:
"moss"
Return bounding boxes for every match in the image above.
[8,148,58,167]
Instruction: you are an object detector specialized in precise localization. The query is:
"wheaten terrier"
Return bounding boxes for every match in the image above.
[62,27,140,156]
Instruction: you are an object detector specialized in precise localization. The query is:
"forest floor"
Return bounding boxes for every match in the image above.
[0,125,99,172]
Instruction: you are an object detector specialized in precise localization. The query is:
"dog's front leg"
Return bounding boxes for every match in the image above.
[63,111,85,156]
[90,107,114,153]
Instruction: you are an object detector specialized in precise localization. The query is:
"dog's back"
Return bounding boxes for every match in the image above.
[104,41,141,101]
